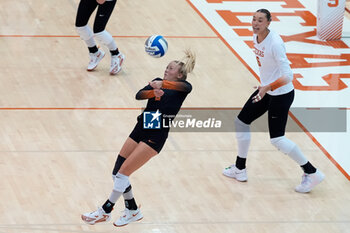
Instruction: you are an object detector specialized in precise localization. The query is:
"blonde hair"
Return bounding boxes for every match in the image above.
[175,49,196,80]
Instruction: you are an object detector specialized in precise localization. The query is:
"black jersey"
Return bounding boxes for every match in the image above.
[135,78,192,122]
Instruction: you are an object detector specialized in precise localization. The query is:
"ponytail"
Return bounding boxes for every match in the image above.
[175,49,196,80]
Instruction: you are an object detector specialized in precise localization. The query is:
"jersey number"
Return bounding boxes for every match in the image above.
[256,56,261,67]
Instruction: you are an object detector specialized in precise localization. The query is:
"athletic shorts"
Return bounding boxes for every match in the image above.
[238,90,294,138]
[129,120,169,153]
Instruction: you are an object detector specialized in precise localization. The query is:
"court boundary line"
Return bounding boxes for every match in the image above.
[0,35,218,39]
[1,107,349,110]
[185,0,350,181]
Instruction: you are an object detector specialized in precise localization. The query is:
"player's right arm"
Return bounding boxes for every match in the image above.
[135,78,163,100]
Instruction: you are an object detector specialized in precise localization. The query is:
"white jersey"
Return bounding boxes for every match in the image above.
[253,30,294,96]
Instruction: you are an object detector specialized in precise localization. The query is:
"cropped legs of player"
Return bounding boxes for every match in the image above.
[75,0,124,74]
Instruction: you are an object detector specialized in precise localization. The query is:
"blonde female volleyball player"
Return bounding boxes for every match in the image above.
[75,0,124,74]
[81,50,195,227]
[223,9,325,193]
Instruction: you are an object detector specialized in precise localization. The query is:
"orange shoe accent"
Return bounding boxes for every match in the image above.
[95,214,109,223]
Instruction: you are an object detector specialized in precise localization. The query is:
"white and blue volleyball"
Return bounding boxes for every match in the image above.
[145,35,168,58]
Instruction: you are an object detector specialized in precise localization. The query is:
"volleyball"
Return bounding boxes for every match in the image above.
[145,35,168,58]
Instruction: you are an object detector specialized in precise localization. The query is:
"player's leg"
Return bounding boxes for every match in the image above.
[81,139,146,226]
[112,120,144,179]
[94,0,124,75]
[82,120,141,225]
[268,90,324,193]
[223,90,269,181]
[112,132,167,227]
[112,137,139,177]
[108,142,158,227]
[75,0,105,71]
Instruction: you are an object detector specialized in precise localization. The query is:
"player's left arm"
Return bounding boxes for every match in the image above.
[270,42,293,91]
[150,80,192,93]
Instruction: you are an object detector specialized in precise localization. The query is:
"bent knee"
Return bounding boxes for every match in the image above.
[113,173,130,192]
[270,136,296,154]
[235,117,250,140]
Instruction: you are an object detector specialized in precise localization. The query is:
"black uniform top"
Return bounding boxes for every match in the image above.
[135,78,192,122]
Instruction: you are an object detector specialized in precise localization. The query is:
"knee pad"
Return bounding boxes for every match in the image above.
[112,155,126,176]
[113,172,130,192]
[235,117,251,141]
[270,136,296,154]
[76,25,94,41]
[94,30,113,46]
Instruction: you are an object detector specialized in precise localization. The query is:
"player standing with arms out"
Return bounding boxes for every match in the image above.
[81,50,195,227]
[223,9,325,193]
[75,0,124,74]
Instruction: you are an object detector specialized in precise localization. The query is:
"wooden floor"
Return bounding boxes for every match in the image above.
[0,0,349,232]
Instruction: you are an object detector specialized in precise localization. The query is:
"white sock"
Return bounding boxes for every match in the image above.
[235,117,251,158]
[85,37,97,48]
[109,190,123,203]
[288,145,308,166]
[123,188,134,200]
[107,40,117,52]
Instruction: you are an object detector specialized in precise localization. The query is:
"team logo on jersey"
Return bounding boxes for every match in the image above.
[254,47,264,57]
[143,110,162,129]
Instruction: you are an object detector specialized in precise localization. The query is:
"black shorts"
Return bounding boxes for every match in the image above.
[238,90,294,138]
[129,120,169,153]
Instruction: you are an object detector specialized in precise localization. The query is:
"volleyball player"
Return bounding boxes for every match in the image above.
[223,9,325,193]
[75,0,124,74]
[81,50,196,226]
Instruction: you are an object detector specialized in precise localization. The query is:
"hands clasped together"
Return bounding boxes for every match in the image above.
[150,80,164,99]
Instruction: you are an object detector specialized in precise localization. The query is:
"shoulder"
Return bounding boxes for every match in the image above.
[180,80,191,84]
[180,80,192,92]
[269,30,284,44]
[267,31,285,53]
[180,80,192,87]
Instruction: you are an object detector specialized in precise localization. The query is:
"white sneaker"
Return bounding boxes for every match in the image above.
[295,170,325,193]
[81,207,111,225]
[113,207,143,227]
[110,52,125,75]
[87,49,105,71]
[223,164,247,182]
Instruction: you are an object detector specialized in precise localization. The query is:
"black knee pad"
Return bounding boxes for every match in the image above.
[112,155,126,175]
